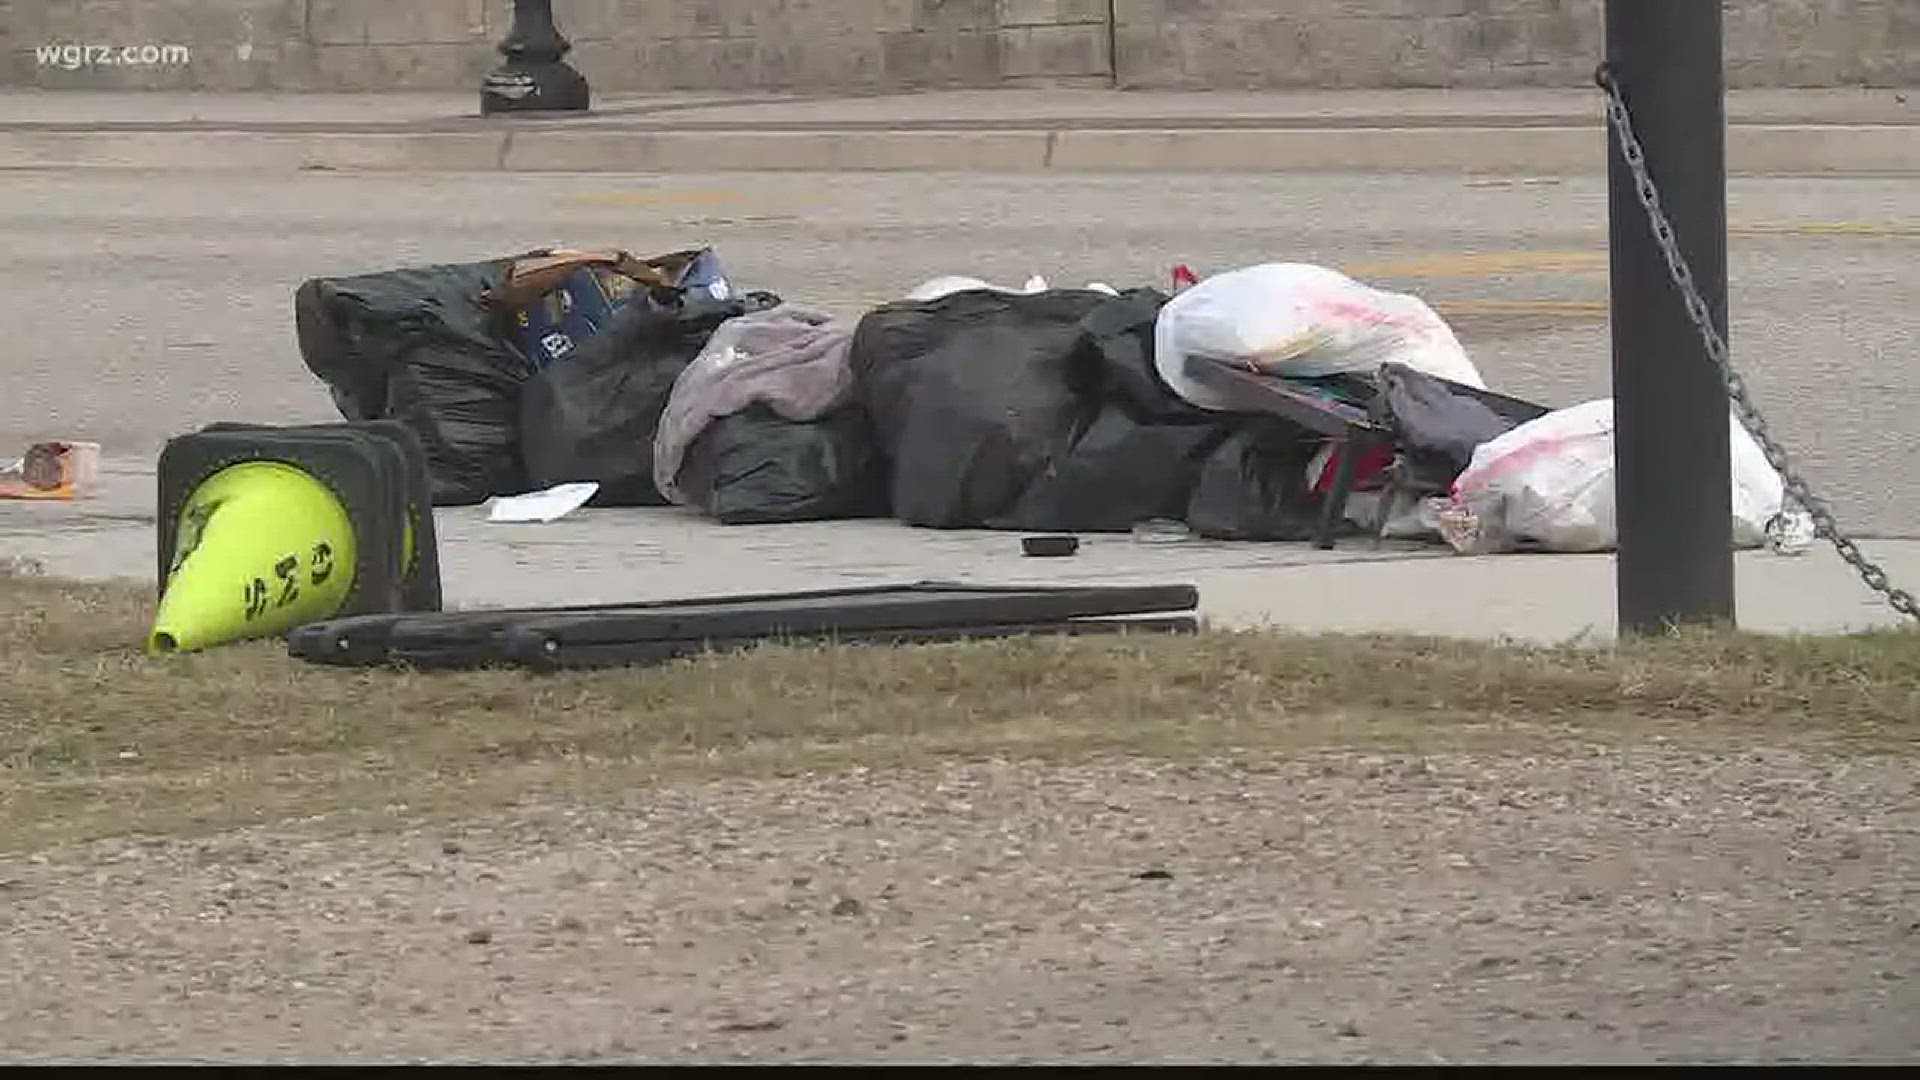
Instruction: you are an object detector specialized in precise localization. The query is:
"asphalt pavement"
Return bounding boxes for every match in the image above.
[1,165,1915,638]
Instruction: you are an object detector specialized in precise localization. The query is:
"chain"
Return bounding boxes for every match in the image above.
[1593,64,1918,621]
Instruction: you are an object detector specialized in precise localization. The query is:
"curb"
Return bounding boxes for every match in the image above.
[0,123,1913,174]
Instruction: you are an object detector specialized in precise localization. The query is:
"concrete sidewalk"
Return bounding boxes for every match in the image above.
[1,87,1914,174]
[3,462,1913,645]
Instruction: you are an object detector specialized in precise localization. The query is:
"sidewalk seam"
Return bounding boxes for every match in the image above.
[0,124,1911,174]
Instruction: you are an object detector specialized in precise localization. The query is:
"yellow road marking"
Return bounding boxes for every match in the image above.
[1347,222,1915,280]
[1728,221,1920,238]
[1344,250,1605,280]
[1436,299,1610,318]
[1342,222,1915,286]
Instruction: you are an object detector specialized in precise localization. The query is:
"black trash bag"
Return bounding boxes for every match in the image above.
[1185,420,1333,541]
[990,405,1231,533]
[294,259,532,506]
[520,290,783,506]
[849,289,1111,528]
[1375,362,1520,484]
[676,404,892,525]
[989,288,1238,532]
[1077,286,1209,423]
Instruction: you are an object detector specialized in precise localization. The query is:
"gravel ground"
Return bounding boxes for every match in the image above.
[3,750,1917,1065]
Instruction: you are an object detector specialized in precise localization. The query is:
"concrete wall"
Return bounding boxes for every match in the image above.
[2,0,1114,91]
[1116,0,1918,89]
[4,1,1913,92]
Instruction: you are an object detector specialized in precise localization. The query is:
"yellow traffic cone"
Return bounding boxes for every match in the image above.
[148,461,359,654]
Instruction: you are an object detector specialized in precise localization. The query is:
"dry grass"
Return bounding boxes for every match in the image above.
[2,558,1917,853]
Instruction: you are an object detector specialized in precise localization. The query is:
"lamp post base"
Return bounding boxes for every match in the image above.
[480,0,590,116]
[480,61,590,115]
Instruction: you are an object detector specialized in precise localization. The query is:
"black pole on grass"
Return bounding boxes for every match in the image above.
[1605,0,1736,635]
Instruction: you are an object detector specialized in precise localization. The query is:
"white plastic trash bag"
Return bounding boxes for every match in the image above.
[905,274,1047,301]
[1439,398,1786,554]
[1153,262,1486,411]
[904,274,1118,302]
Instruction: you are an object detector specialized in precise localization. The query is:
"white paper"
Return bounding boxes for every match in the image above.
[487,482,600,524]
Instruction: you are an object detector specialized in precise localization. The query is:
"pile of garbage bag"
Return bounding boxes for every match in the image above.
[292,250,1793,553]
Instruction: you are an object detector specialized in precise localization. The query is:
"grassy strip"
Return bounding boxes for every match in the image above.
[3,562,1915,852]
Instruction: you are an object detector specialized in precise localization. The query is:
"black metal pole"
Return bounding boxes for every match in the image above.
[1606,0,1735,635]
[481,0,590,115]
